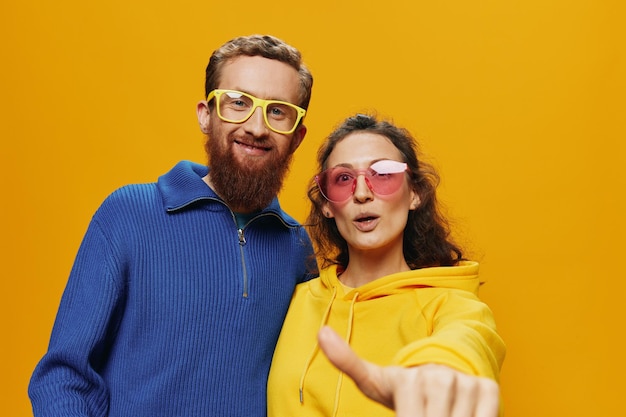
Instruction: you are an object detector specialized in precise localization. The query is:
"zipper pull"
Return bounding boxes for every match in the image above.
[237,228,246,245]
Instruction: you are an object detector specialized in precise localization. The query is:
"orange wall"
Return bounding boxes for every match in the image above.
[2,1,624,416]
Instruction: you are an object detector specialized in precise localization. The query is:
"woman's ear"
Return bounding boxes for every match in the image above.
[409,191,421,210]
[322,202,335,218]
[197,101,210,134]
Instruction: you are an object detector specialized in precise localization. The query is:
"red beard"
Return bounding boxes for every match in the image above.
[205,133,293,212]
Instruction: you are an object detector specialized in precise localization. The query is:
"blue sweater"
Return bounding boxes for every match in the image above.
[29,161,316,417]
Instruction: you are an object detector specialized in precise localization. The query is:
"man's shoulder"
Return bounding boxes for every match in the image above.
[90,182,161,223]
[98,161,208,211]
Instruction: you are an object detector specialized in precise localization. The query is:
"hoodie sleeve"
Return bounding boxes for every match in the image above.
[391,288,505,381]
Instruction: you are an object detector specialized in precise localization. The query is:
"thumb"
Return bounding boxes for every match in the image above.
[317,326,367,380]
[317,326,393,409]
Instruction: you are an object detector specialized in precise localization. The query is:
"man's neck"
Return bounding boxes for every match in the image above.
[202,174,257,214]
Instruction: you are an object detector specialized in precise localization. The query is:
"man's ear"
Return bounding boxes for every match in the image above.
[289,124,307,153]
[197,101,210,134]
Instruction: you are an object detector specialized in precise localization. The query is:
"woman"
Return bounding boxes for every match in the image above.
[268,114,506,417]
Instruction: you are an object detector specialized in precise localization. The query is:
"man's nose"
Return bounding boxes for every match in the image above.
[243,106,270,136]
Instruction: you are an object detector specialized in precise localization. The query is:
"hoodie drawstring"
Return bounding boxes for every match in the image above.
[298,287,360,417]
[299,287,337,403]
[330,291,358,417]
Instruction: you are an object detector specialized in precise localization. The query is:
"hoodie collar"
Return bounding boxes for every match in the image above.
[318,261,481,300]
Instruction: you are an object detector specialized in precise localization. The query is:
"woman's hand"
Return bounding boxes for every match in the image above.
[317,326,500,417]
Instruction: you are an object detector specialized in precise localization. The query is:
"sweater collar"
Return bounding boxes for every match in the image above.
[156,160,300,227]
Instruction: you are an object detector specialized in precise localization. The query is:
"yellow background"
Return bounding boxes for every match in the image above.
[2,1,624,416]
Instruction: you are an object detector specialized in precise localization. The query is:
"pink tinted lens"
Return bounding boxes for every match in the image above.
[316,160,407,202]
[316,168,355,202]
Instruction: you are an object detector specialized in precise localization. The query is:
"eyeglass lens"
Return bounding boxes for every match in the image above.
[316,160,408,202]
[218,91,299,133]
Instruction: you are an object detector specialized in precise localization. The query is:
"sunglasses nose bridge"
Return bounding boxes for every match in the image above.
[352,173,374,200]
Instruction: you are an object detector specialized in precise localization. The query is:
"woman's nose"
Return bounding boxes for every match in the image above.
[352,175,374,202]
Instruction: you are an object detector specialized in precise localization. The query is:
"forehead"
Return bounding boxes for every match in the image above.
[326,132,403,167]
[218,55,301,104]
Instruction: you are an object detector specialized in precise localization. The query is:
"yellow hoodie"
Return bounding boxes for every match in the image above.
[267,261,506,417]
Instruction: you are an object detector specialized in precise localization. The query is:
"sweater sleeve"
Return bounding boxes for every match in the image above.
[28,216,126,417]
[392,288,506,381]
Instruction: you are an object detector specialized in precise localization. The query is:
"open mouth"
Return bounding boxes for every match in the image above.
[355,215,378,222]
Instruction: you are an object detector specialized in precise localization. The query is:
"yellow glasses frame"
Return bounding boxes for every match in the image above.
[206,89,307,134]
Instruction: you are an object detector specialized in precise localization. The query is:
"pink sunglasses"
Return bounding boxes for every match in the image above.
[315,160,408,203]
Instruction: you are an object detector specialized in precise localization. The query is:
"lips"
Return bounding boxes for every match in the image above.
[234,139,272,155]
[353,213,379,232]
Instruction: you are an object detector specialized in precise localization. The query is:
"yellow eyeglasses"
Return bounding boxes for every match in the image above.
[206,89,306,134]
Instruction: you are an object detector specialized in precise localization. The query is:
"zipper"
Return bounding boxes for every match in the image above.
[170,197,299,299]
[235,212,295,299]
[237,228,246,245]
[238,228,248,298]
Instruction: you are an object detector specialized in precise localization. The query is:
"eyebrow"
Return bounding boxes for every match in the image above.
[221,87,293,103]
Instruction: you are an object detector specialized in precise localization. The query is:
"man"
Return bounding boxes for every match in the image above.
[29,34,316,417]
